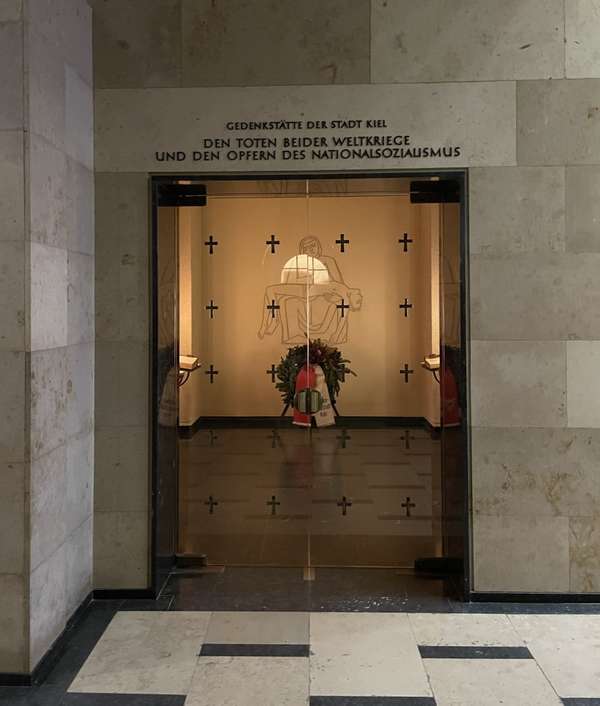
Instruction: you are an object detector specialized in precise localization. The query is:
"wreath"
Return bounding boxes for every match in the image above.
[274,338,356,407]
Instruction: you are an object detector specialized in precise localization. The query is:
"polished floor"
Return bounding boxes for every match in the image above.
[4,582,600,706]
[179,425,442,567]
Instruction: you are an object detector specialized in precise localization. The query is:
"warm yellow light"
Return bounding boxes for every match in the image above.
[280,254,330,285]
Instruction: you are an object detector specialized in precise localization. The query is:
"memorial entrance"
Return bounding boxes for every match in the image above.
[152,174,468,591]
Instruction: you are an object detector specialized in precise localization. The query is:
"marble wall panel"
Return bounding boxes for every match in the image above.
[93,511,148,589]
[0,461,25,573]
[30,445,66,571]
[517,79,600,165]
[28,26,65,152]
[91,0,181,89]
[0,21,23,129]
[94,426,148,513]
[30,347,67,460]
[182,0,370,87]
[472,427,600,518]
[0,350,26,462]
[95,82,517,173]
[566,166,600,252]
[65,64,93,170]
[29,136,68,249]
[67,251,94,345]
[29,544,66,668]
[371,0,564,83]
[30,242,68,351]
[567,341,600,428]
[570,517,600,592]
[0,241,25,350]
[469,167,565,255]
[471,340,567,428]
[566,0,600,79]
[0,574,26,673]
[473,515,570,592]
[65,516,92,615]
[0,1,21,21]
[28,0,92,84]
[95,341,148,428]
[95,172,149,340]
[66,158,94,255]
[472,253,600,341]
[65,433,93,537]
[66,342,94,438]
[0,130,24,242]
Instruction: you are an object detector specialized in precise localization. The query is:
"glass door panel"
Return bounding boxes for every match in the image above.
[177,179,312,566]
[305,178,442,568]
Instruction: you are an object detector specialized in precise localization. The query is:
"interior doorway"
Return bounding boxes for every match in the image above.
[151,173,469,599]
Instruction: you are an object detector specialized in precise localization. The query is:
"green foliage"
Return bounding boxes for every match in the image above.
[274,339,356,406]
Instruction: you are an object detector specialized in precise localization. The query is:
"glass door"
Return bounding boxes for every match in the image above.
[177,179,313,566]
[304,178,443,568]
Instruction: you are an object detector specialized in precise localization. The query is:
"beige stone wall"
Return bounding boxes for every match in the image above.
[92,0,600,594]
[0,0,94,674]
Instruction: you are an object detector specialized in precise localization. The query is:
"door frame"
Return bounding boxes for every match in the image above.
[149,169,471,598]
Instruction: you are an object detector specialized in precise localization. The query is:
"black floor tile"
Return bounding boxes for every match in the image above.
[449,600,600,615]
[418,645,532,659]
[166,567,451,612]
[310,698,437,705]
[0,686,65,706]
[120,596,174,611]
[200,643,309,656]
[62,695,186,705]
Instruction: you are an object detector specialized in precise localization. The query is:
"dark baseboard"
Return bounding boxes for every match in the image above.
[179,415,428,435]
[470,592,600,604]
[93,588,155,600]
[0,590,93,687]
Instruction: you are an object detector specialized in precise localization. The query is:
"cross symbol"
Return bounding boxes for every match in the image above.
[269,429,281,448]
[398,233,413,252]
[336,299,350,318]
[267,495,281,516]
[267,299,280,319]
[399,298,413,317]
[401,429,414,450]
[401,496,416,517]
[205,364,219,383]
[266,364,277,383]
[206,300,218,319]
[266,234,280,254]
[205,496,219,514]
[337,428,351,448]
[400,364,414,383]
[337,496,353,516]
[204,235,218,254]
[208,429,218,446]
[336,233,350,253]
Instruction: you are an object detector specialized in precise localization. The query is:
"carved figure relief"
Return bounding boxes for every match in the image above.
[258,236,363,345]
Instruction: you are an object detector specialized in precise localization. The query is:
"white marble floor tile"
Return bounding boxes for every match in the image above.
[185,656,308,706]
[509,614,600,698]
[409,613,524,647]
[204,611,308,645]
[425,659,562,706]
[309,612,431,697]
[68,611,210,695]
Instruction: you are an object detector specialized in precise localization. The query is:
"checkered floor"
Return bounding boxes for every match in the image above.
[5,605,600,705]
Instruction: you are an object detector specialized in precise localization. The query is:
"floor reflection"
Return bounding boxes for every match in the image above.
[179,425,442,567]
